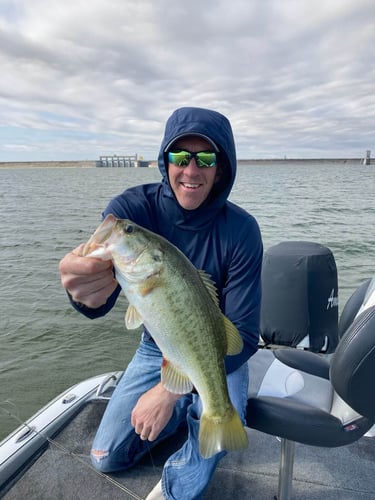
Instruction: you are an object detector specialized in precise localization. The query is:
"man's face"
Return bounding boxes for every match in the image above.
[167,136,219,210]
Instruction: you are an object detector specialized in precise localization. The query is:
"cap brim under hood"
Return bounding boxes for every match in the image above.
[164,132,220,153]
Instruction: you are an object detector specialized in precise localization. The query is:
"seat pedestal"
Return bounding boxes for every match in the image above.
[278,438,295,500]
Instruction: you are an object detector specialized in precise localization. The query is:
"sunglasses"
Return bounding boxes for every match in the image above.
[168,150,218,168]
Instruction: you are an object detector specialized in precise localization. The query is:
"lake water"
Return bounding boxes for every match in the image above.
[0,162,374,440]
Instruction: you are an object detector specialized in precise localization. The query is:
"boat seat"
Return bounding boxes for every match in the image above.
[338,276,375,337]
[260,241,339,353]
[246,278,375,500]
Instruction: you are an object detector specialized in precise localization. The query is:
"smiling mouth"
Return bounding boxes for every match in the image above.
[181,182,201,189]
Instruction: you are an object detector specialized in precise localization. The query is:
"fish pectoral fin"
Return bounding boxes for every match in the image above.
[161,358,193,394]
[223,316,243,355]
[125,305,143,329]
[139,274,162,297]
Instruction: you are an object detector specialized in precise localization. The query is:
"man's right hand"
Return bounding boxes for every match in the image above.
[59,244,118,309]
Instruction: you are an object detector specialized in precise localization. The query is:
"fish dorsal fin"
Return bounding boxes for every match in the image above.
[198,270,219,306]
[223,316,243,355]
[161,358,193,394]
[125,305,143,329]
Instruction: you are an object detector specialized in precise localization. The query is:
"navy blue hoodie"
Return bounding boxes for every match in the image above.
[75,107,263,373]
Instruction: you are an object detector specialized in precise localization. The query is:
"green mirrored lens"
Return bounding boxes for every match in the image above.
[196,152,217,167]
[168,151,191,166]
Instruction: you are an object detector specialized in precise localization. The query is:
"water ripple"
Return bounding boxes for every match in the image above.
[0,163,373,439]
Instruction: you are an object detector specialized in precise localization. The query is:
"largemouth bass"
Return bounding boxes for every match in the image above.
[82,214,248,458]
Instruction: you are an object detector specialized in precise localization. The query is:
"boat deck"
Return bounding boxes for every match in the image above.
[2,399,374,499]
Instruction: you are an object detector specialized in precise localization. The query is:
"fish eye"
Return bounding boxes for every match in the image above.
[125,224,134,234]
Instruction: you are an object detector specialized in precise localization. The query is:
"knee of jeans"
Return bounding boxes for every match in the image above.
[90,437,144,473]
[90,448,132,473]
[90,449,113,473]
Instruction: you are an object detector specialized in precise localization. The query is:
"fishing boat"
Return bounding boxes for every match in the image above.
[1,242,374,500]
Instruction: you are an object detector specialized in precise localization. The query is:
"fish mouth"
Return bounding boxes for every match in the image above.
[82,214,118,256]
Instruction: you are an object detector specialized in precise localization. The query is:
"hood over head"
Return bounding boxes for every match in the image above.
[157,107,237,229]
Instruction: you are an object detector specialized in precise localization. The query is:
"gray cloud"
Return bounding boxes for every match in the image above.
[0,0,374,160]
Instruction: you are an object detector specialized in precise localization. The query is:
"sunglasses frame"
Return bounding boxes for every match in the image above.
[167,149,218,168]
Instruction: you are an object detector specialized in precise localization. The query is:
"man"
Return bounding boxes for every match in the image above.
[59,107,263,499]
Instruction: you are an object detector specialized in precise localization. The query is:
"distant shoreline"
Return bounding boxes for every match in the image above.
[0,158,366,169]
[0,161,96,169]
[237,158,364,165]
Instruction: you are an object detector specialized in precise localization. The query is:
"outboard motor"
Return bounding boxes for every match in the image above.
[260,241,338,353]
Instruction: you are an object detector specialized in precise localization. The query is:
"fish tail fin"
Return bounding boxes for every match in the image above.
[199,406,248,459]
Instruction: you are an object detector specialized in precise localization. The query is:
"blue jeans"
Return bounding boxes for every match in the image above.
[90,337,249,500]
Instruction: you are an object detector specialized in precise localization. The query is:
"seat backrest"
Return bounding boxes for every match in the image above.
[338,278,372,337]
[355,277,375,317]
[331,305,375,420]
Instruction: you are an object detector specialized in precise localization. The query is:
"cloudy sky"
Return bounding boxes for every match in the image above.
[0,0,374,161]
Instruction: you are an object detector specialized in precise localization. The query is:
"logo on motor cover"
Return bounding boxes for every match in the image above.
[327,288,338,310]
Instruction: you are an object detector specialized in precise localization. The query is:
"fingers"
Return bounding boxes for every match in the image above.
[147,426,162,442]
[59,246,113,278]
[132,403,157,442]
[69,275,118,308]
[134,422,159,442]
[131,384,180,442]
[59,246,118,308]
[135,423,152,441]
